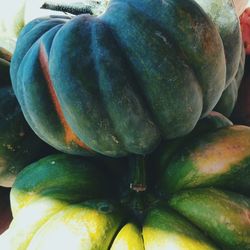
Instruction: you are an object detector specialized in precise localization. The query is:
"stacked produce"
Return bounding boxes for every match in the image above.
[0,0,249,249]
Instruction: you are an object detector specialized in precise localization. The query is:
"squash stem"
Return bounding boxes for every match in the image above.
[41,0,109,16]
[129,155,147,192]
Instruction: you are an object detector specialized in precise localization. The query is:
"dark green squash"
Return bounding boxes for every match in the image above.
[0,47,54,187]
[0,115,249,249]
[10,0,235,157]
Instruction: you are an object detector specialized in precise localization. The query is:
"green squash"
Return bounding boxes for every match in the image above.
[1,117,249,249]
[0,47,54,187]
[10,0,232,157]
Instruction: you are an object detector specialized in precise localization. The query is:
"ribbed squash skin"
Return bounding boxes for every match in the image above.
[214,44,245,117]
[0,47,54,187]
[10,0,230,157]
[194,0,245,118]
[1,114,249,250]
[194,0,243,87]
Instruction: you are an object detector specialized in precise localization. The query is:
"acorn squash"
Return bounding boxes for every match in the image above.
[0,117,249,250]
[10,0,230,157]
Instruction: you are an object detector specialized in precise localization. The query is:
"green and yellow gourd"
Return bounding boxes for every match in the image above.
[11,0,242,157]
[0,47,54,187]
[0,113,249,250]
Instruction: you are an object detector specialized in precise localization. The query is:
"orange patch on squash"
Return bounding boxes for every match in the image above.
[39,44,91,151]
[192,127,250,175]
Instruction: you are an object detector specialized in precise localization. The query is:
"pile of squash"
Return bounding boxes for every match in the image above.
[0,0,249,249]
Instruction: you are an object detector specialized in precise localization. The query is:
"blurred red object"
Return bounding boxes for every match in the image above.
[0,187,12,234]
[240,7,250,54]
